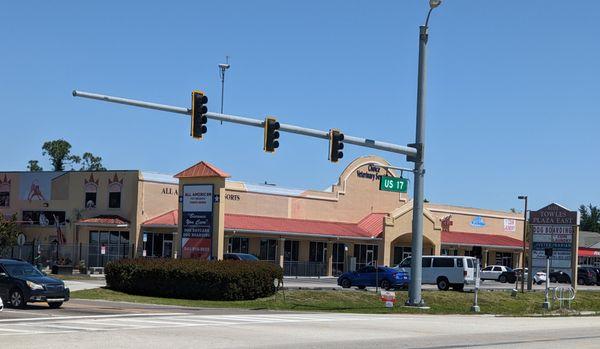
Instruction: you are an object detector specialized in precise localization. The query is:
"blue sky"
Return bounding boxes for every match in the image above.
[1,1,599,213]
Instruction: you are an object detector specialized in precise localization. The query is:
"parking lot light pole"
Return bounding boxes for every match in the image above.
[518,195,528,293]
[407,0,442,307]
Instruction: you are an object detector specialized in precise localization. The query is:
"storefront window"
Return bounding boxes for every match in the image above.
[284,240,299,262]
[332,243,345,276]
[309,242,327,263]
[495,252,514,268]
[88,231,130,267]
[228,237,249,254]
[259,239,277,261]
[143,232,174,258]
[354,244,378,269]
[393,246,411,266]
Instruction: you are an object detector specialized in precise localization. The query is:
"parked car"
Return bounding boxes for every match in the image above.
[580,265,600,286]
[497,269,517,284]
[223,253,259,261]
[533,271,547,285]
[577,267,598,285]
[338,266,409,290]
[549,270,571,284]
[480,265,513,282]
[514,268,528,281]
[395,256,476,291]
[0,259,70,309]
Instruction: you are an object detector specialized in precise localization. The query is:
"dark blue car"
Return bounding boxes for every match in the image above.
[337,266,409,290]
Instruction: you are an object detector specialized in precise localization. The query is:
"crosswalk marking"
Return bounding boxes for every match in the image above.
[0,312,372,336]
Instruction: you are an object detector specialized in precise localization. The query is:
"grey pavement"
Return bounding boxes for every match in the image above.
[1,298,600,348]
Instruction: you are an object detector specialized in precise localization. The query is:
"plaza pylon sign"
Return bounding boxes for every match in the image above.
[529,203,579,286]
[181,184,214,259]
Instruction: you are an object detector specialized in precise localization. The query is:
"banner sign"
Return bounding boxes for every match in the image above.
[181,184,213,259]
[530,203,578,281]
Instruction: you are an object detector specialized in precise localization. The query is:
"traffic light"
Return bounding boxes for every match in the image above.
[329,129,344,163]
[191,90,208,139]
[263,117,280,153]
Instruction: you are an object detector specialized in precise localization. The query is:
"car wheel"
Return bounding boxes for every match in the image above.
[9,289,25,309]
[380,279,391,290]
[48,302,63,309]
[550,276,557,283]
[340,278,352,289]
[578,278,584,285]
[499,275,507,283]
[436,277,450,291]
[536,281,543,285]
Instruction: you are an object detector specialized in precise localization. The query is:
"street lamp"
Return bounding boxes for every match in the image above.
[407,0,442,308]
[518,195,528,293]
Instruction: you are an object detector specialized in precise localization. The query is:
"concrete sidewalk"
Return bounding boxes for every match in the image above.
[64,279,106,292]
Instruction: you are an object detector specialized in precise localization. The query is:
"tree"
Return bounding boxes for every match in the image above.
[80,152,106,171]
[0,214,19,254]
[27,160,43,172]
[579,204,600,233]
[42,139,80,171]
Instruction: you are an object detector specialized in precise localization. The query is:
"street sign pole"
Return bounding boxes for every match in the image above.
[406,24,428,308]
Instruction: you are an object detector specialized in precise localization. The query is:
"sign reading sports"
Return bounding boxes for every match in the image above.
[379,176,408,193]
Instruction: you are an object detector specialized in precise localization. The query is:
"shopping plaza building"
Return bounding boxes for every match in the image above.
[0,156,592,275]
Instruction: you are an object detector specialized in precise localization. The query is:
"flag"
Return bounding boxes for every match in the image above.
[53,214,66,244]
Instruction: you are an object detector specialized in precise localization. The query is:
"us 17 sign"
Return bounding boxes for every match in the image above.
[379,176,408,193]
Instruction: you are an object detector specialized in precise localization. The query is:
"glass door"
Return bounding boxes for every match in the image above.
[163,240,173,258]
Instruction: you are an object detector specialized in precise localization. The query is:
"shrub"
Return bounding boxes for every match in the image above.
[105,258,283,301]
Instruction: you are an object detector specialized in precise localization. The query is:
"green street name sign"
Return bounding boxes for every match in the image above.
[379,176,408,193]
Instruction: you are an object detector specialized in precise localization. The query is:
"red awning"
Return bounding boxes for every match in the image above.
[139,211,386,240]
[442,231,522,249]
[142,210,178,227]
[579,248,600,258]
[224,213,385,239]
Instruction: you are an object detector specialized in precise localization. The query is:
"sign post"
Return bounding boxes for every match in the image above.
[543,248,552,310]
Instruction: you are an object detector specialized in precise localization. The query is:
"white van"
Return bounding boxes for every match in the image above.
[395,255,477,291]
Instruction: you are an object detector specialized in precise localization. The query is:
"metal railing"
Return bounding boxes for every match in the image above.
[1,243,135,270]
[283,261,327,277]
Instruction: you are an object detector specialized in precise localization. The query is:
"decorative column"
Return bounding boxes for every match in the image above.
[327,241,333,276]
[279,238,285,269]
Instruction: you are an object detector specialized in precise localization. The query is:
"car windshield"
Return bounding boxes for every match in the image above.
[4,263,44,277]
[238,254,258,261]
[505,267,513,272]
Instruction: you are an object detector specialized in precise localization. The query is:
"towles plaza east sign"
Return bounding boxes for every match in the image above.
[529,203,579,284]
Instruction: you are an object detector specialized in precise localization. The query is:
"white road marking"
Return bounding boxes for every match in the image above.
[0,312,369,336]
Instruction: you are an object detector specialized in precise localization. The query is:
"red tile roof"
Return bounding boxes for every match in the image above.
[442,231,522,248]
[224,213,383,239]
[140,210,385,238]
[142,210,178,227]
[174,161,230,179]
[77,215,130,226]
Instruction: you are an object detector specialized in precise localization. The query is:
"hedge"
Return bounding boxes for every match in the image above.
[105,258,283,301]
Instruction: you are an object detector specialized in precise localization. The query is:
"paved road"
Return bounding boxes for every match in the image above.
[1,299,600,348]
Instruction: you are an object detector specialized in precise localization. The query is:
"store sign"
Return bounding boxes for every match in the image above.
[181,184,213,260]
[530,203,578,281]
[503,219,516,232]
[356,165,384,182]
[470,216,486,228]
[379,176,408,193]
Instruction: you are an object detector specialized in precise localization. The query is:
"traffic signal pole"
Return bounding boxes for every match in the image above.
[72,90,418,158]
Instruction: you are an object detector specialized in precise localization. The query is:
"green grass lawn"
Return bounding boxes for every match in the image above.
[71,287,600,316]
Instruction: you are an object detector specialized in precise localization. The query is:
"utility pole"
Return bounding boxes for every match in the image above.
[407,0,442,308]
